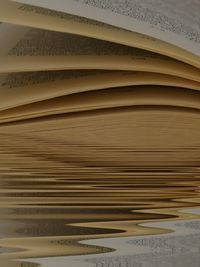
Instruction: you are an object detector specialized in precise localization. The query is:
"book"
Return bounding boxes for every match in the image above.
[1,1,200,265]
[0,0,200,166]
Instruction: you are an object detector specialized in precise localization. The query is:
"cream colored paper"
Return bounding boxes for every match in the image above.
[1,23,200,84]
[0,1,199,68]
[1,86,200,123]
[0,70,200,111]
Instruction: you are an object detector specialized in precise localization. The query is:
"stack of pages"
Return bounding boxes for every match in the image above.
[0,0,200,166]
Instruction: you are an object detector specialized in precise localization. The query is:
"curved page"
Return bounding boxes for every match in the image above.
[0,70,200,111]
[2,0,199,68]
[1,86,200,123]
[1,107,200,166]
[1,23,200,82]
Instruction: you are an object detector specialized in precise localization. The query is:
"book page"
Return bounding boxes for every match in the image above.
[0,22,28,56]
[1,106,200,152]
[1,1,200,68]
[12,0,200,58]
[1,85,200,124]
[1,23,200,83]
[0,70,200,112]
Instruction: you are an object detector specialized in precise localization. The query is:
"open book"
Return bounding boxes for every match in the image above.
[0,0,200,166]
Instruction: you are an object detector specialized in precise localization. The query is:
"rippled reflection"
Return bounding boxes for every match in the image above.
[0,109,200,266]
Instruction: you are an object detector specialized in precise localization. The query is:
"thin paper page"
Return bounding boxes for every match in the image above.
[0,22,28,56]
[0,70,200,112]
[1,86,200,124]
[12,0,200,57]
[1,23,200,83]
[1,107,200,151]
[1,1,199,68]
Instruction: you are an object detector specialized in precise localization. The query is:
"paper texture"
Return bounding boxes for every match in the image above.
[1,70,200,112]
[1,23,200,83]
[1,1,199,68]
[12,0,200,57]
[1,86,200,123]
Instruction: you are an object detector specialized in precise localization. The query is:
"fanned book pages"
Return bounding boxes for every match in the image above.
[1,1,200,266]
